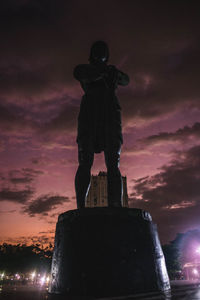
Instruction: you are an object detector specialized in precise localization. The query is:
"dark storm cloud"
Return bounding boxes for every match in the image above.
[0,105,13,120]
[0,188,34,203]
[0,168,43,186]
[24,194,70,216]
[0,169,42,206]
[0,0,74,102]
[0,209,16,214]
[41,103,79,134]
[116,3,200,125]
[126,122,200,153]
[0,64,52,100]
[142,122,200,146]
[31,155,51,165]
[8,168,44,184]
[10,177,33,184]
[121,43,200,126]
[0,104,37,134]
[131,145,200,206]
[130,145,200,241]
[0,140,4,151]
[0,105,23,130]
[0,0,200,130]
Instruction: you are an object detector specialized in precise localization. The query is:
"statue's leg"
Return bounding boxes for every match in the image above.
[104,146,123,207]
[75,146,94,209]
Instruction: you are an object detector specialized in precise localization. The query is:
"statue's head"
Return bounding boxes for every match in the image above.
[89,41,109,64]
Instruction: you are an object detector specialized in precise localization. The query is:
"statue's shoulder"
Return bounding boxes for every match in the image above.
[74,64,99,82]
[74,64,91,74]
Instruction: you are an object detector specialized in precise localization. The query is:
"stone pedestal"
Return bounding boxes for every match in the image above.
[49,208,170,297]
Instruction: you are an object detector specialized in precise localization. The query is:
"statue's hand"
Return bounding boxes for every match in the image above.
[103,65,119,88]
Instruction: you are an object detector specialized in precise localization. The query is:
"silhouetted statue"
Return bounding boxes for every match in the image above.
[74,41,129,209]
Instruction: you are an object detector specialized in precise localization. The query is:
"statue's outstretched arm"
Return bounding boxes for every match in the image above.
[74,64,104,83]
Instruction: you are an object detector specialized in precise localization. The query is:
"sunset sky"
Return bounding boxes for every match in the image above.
[0,0,200,245]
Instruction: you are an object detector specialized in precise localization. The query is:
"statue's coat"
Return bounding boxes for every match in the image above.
[74,63,129,153]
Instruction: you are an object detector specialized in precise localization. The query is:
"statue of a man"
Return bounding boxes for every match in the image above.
[74,41,129,209]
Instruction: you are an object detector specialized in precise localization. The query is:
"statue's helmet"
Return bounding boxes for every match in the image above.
[89,41,109,63]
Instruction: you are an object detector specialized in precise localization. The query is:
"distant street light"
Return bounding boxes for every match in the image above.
[31,271,36,280]
[15,273,20,280]
[193,268,199,276]
[40,275,46,285]
[46,276,50,284]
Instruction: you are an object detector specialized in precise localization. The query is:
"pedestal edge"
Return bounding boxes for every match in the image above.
[58,207,152,223]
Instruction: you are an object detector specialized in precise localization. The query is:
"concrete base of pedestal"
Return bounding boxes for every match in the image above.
[49,208,170,297]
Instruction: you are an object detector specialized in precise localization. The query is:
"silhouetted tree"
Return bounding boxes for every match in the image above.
[162,230,200,279]
[0,243,52,273]
[162,241,181,279]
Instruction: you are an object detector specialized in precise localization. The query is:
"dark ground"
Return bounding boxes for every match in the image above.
[0,281,200,300]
